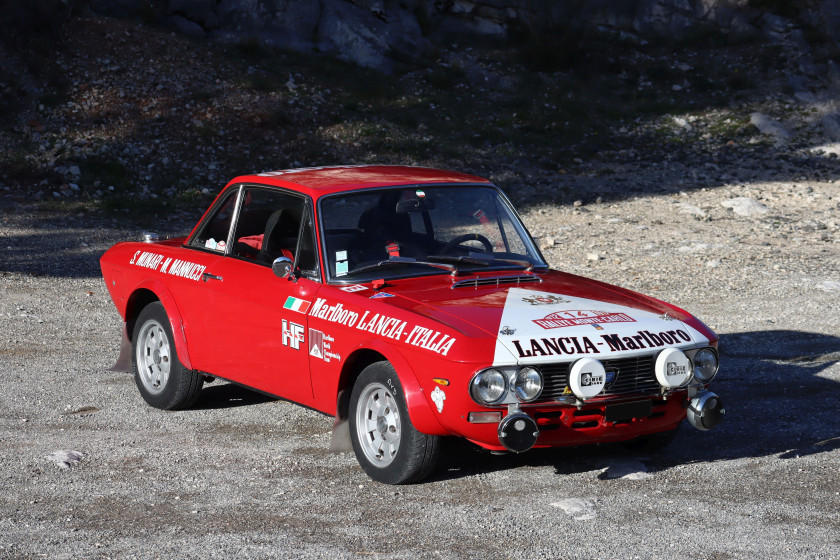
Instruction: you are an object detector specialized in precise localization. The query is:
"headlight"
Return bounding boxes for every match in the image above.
[692,348,719,383]
[513,367,543,402]
[470,368,507,405]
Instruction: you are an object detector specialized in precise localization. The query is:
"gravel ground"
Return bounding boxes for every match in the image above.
[2,167,839,559]
[2,11,840,559]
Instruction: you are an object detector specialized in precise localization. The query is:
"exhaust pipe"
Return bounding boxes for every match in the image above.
[687,391,724,431]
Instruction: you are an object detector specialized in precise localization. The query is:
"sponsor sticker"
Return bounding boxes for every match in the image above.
[533,310,636,330]
[283,296,311,314]
[340,284,367,293]
[499,326,516,336]
[281,320,305,350]
[431,386,446,413]
[369,292,395,299]
[309,297,456,356]
[309,328,340,362]
[522,294,570,306]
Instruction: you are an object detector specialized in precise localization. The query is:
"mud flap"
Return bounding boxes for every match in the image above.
[108,324,133,373]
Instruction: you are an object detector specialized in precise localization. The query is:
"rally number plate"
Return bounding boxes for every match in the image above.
[605,400,652,423]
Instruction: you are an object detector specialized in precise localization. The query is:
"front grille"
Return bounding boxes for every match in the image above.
[452,275,541,289]
[540,354,659,400]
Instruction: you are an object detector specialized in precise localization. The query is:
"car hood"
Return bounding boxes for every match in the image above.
[370,270,716,365]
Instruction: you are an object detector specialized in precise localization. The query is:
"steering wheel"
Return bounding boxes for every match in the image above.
[440,233,493,255]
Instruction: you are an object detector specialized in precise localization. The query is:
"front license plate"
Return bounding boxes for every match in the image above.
[606,400,652,422]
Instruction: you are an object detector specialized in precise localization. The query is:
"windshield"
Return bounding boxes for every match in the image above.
[319,184,547,281]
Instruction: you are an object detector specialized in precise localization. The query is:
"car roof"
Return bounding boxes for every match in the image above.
[226,165,493,198]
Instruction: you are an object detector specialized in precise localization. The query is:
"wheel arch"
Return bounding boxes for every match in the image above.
[125,280,194,371]
[333,341,447,439]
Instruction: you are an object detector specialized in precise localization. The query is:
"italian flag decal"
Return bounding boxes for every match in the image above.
[283,296,311,314]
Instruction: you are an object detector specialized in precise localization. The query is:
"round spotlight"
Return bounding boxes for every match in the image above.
[568,358,606,400]
[514,366,543,402]
[687,391,724,431]
[692,348,719,383]
[470,368,507,405]
[655,348,692,388]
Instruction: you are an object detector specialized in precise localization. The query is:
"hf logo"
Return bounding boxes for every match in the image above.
[282,320,305,350]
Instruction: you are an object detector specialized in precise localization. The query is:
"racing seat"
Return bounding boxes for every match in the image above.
[258,207,300,264]
[356,202,416,259]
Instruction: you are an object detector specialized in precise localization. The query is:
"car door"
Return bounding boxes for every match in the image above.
[187,185,321,405]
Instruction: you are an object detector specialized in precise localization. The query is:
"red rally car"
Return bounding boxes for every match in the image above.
[100,165,724,484]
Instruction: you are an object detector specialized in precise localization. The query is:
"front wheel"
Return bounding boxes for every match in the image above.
[132,302,203,410]
[349,362,440,484]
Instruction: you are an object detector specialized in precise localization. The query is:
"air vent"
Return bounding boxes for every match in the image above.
[451,275,542,289]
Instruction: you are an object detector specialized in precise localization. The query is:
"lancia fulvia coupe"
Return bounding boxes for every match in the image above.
[101,165,723,484]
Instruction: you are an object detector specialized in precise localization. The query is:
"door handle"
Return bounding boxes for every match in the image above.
[201,272,223,282]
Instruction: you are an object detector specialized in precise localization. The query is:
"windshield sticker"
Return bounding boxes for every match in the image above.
[309,328,340,363]
[130,251,206,282]
[522,294,570,305]
[533,310,636,330]
[431,386,446,413]
[283,296,311,314]
[309,297,456,356]
[370,292,395,299]
[336,250,348,261]
[336,260,348,277]
[281,320,305,350]
[340,284,366,293]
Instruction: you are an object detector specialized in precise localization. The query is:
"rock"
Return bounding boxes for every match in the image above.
[817,280,840,292]
[551,498,596,521]
[721,197,770,217]
[676,202,706,217]
[46,450,84,469]
[750,112,790,143]
[601,458,652,480]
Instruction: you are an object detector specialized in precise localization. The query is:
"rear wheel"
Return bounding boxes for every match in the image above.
[349,362,440,484]
[132,302,203,410]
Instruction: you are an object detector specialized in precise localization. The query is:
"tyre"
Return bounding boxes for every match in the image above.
[349,362,440,484]
[132,302,203,410]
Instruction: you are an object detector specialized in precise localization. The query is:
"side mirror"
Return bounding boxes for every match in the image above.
[272,256,294,279]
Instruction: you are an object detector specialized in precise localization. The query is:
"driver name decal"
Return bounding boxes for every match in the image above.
[533,310,635,329]
[129,251,206,282]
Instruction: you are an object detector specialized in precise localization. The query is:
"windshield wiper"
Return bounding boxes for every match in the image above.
[426,254,494,266]
[347,256,456,276]
[427,254,535,271]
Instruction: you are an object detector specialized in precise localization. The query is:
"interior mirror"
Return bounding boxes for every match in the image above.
[396,197,435,213]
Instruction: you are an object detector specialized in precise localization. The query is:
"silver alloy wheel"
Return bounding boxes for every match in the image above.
[354,382,402,468]
[136,319,171,396]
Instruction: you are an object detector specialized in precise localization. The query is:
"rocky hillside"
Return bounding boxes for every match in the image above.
[1,2,840,222]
